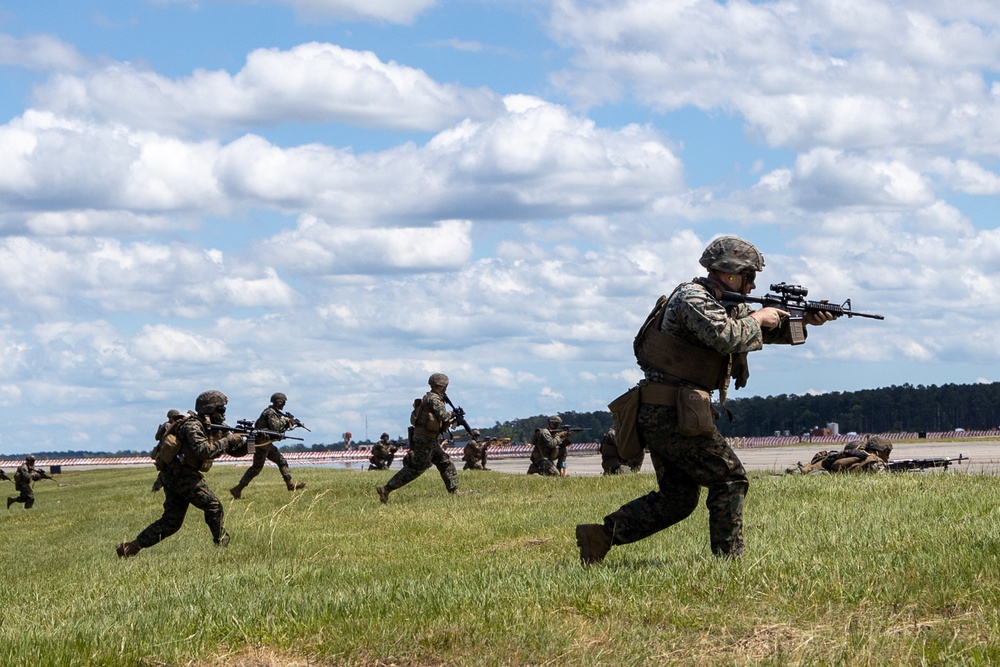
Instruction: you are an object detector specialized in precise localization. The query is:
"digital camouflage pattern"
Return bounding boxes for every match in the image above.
[135,463,229,547]
[369,437,398,470]
[593,257,800,560]
[233,403,300,492]
[8,461,44,509]
[787,435,894,475]
[384,433,458,492]
[600,428,644,475]
[527,426,567,476]
[383,391,458,493]
[462,436,488,470]
[132,416,231,548]
[602,403,748,557]
[698,235,765,274]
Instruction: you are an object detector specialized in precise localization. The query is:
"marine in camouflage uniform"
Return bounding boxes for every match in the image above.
[116,390,249,558]
[376,373,460,503]
[527,416,571,476]
[462,430,489,470]
[600,427,645,475]
[786,435,893,475]
[577,236,837,564]
[6,455,50,509]
[369,433,399,470]
[230,392,305,499]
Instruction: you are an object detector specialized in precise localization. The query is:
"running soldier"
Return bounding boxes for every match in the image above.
[577,236,836,564]
[376,374,460,503]
[117,390,249,557]
[230,392,306,499]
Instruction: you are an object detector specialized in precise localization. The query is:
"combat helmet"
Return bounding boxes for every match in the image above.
[699,236,765,274]
[195,390,228,415]
[861,435,893,455]
[25,454,35,464]
[548,415,563,426]
[270,392,287,405]
[428,373,449,388]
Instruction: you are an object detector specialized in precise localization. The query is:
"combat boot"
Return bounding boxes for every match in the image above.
[576,524,612,565]
[286,480,305,491]
[230,484,244,499]
[116,541,142,558]
[6,497,13,509]
[376,485,390,504]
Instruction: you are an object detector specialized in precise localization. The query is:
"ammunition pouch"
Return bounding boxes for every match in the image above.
[675,386,716,436]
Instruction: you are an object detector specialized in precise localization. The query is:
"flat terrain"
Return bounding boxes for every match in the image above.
[484,439,997,476]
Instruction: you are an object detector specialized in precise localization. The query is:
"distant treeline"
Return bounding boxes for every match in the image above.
[716,382,1000,437]
[10,382,999,460]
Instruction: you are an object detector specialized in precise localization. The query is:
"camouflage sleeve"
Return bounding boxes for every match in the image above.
[257,407,288,432]
[178,419,225,462]
[537,429,560,452]
[666,282,764,355]
[426,393,452,425]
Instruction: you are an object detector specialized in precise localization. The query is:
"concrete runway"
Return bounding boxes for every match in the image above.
[482,440,999,476]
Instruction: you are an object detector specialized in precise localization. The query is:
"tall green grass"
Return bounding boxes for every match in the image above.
[2,464,999,665]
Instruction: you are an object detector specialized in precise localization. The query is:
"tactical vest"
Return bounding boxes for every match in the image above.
[633,289,729,392]
[411,395,444,438]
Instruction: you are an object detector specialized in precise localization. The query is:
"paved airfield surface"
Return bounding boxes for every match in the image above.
[484,440,1000,476]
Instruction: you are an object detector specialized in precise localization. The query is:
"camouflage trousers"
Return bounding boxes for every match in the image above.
[384,435,458,493]
[238,444,292,486]
[527,457,559,476]
[601,403,748,557]
[10,483,34,508]
[135,464,228,548]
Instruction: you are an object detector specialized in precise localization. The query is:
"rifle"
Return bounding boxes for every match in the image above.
[209,419,305,446]
[442,393,474,436]
[279,410,311,432]
[0,470,9,482]
[887,454,966,472]
[556,426,589,434]
[720,282,884,345]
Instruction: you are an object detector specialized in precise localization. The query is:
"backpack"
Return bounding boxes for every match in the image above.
[150,416,187,470]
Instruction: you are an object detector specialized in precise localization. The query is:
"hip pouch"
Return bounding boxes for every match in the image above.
[608,386,643,460]
[676,387,715,436]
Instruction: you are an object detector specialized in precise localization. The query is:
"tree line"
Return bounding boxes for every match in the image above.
[714,382,1000,437]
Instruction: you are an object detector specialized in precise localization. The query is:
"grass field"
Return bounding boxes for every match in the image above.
[2,463,1000,666]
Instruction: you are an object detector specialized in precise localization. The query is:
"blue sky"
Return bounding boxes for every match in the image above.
[1,0,999,455]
